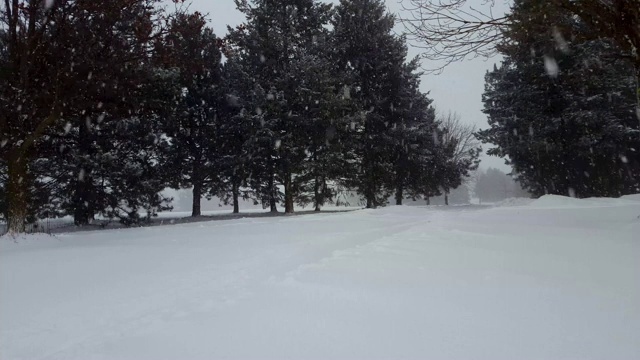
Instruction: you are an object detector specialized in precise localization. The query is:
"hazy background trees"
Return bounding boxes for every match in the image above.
[474,168,530,204]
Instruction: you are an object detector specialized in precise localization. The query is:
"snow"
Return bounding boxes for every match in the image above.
[622,193,640,202]
[543,55,559,78]
[2,197,639,360]
[531,194,640,208]
[491,197,534,207]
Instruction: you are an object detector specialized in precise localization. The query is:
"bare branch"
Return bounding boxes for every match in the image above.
[398,0,510,73]
[399,0,639,74]
[439,111,481,162]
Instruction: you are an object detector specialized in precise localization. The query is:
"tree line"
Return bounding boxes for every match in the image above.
[0,0,480,233]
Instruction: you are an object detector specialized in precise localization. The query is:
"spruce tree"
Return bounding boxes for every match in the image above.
[388,59,438,205]
[228,0,333,213]
[216,54,256,214]
[479,0,640,197]
[43,64,176,226]
[155,12,224,217]
[332,0,409,208]
[0,0,167,232]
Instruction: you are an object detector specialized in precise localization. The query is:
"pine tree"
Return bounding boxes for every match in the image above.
[155,12,224,217]
[388,59,438,205]
[228,0,334,213]
[43,64,176,226]
[216,54,256,214]
[0,0,167,232]
[332,0,410,208]
[479,0,640,197]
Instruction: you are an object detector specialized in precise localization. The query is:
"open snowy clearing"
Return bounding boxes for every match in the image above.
[1,196,639,360]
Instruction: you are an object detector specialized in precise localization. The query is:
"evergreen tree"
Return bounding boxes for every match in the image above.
[388,59,438,205]
[478,0,640,198]
[155,12,224,217]
[216,53,257,214]
[228,0,334,213]
[286,24,355,212]
[42,64,176,226]
[332,0,410,208]
[0,0,167,232]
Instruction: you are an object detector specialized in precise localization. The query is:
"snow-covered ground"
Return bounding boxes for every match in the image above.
[0,206,362,234]
[1,196,639,360]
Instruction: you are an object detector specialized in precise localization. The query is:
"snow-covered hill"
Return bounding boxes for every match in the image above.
[2,195,639,359]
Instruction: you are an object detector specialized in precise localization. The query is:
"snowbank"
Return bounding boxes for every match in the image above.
[531,194,640,208]
[492,197,535,207]
[621,193,640,202]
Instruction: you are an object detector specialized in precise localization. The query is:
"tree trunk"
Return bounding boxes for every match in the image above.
[284,172,294,214]
[268,172,278,213]
[314,176,321,212]
[444,190,450,206]
[635,64,640,128]
[6,154,28,234]
[232,181,240,214]
[192,182,202,217]
[366,196,374,209]
[395,185,403,205]
[426,197,431,205]
[73,123,92,226]
[365,180,376,209]
[73,177,94,226]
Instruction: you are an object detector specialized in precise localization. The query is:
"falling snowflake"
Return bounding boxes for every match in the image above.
[620,155,629,164]
[543,55,559,78]
[552,27,569,54]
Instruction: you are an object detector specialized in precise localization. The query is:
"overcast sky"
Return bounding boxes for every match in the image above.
[188,0,511,172]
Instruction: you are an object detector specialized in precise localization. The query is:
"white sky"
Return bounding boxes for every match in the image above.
[188,0,511,172]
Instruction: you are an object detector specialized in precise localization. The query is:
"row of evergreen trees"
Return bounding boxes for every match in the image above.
[478,0,640,198]
[0,0,480,232]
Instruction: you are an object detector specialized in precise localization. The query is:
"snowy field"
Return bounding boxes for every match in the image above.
[1,195,639,360]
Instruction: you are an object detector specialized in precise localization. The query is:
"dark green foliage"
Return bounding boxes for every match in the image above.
[215,57,257,214]
[228,0,337,213]
[1,0,174,230]
[42,67,176,225]
[332,0,411,208]
[0,0,488,231]
[155,12,224,217]
[479,0,640,198]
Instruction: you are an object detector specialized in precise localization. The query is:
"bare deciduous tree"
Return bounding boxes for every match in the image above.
[399,0,510,73]
[439,111,481,205]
